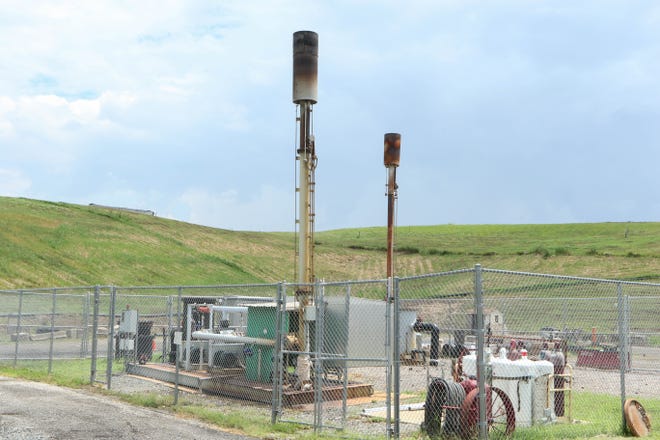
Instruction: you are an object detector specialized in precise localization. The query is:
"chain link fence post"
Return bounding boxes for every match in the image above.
[393,276,401,439]
[90,285,100,384]
[48,288,56,374]
[106,285,117,389]
[385,276,393,439]
[617,282,632,434]
[475,264,487,440]
[12,289,24,368]
[271,281,285,425]
[313,280,324,433]
[81,291,90,357]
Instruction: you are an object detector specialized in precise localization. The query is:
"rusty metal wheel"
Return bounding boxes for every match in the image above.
[459,386,516,438]
[624,398,651,437]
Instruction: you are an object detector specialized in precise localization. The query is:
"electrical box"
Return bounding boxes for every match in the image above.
[119,338,134,351]
[120,310,138,334]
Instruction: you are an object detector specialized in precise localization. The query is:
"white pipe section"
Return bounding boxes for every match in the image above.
[210,306,249,313]
[192,331,275,347]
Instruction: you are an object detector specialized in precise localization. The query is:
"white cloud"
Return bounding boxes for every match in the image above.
[178,185,294,231]
[0,169,31,196]
[0,96,17,136]
[0,1,658,230]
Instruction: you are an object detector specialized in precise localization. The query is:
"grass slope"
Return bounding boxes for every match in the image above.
[0,197,295,288]
[1,196,659,289]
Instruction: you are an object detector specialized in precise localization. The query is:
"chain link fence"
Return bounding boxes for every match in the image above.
[1,268,658,439]
[0,287,98,370]
[398,268,659,439]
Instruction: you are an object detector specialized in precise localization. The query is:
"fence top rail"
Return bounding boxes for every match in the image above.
[0,283,282,295]
[115,282,281,291]
[2,267,658,294]
[0,287,96,295]
[304,279,387,287]
[399,268,475,281]
[482,267,660,287]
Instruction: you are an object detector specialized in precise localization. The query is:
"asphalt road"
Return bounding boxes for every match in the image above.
[0,376,258,440]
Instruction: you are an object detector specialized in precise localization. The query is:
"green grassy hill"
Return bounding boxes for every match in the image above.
[1,196,658,289]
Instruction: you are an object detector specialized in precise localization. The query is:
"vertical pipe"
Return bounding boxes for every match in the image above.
[475,265,487,440]
[106,286,117,389]
[383,132,400,440]
[295,102,315,360]
[90,285,100,384]
[617,283,627,433]
[48,288,56,374]
[297,101,313,288]
[393,277,401,439]
[174,331,180,405]
[385,277,392,439]
[293,30,318,388]
[386,166,396,282]
[293,29,318,288]
[384,132,401,297]
[13,289,23,367]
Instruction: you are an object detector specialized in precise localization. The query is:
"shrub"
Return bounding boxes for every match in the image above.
[532,246,551,258]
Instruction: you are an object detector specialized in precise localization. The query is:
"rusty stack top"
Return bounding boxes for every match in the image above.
[292,31,318,104]
[384,133,401,167]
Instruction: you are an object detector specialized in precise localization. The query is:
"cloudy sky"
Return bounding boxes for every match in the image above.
[1,1,658,231]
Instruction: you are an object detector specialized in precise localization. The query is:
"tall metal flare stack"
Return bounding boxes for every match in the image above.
[384,133,401,300]
[292,30,318,387]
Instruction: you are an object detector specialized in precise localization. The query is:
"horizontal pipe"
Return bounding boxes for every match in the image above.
[191,331,275,346]
[210,306,248,313]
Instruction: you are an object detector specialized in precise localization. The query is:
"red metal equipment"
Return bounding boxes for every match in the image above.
[460,385,516,439]
[423,376,516,439]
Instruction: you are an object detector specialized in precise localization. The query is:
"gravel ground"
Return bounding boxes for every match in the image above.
[105,359,658,438]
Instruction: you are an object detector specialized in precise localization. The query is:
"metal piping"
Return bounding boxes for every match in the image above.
[191,331,275,347]
[384,133,401,437]
[297,101,315,288]
[384,133,401,288]
[412,320,441,361]
[210,306,248,313]
[293,31,319,387]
